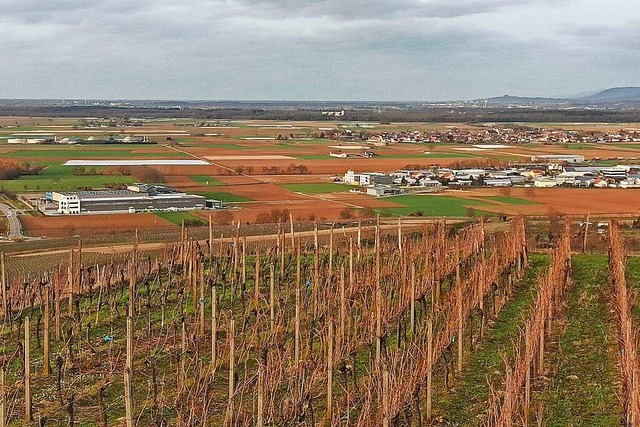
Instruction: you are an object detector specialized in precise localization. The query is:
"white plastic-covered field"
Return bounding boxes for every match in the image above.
[204,155,295,160]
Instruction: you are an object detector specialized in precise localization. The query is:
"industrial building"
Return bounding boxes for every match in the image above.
[344,170,394,186]
[530,154,585,163]
[47,184,206,214]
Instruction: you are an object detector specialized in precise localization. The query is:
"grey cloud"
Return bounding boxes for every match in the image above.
[0,0,638,100]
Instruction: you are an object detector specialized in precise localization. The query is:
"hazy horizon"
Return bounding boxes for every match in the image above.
[1,0,639,101]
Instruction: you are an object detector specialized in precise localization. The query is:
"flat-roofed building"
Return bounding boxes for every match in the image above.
[51,184,205,214]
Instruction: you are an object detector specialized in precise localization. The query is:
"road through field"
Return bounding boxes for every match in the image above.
[0,203,23,238]
[164,143,265,183]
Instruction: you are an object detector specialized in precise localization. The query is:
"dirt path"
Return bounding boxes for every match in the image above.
[0,202,23,238]
[433,255,549,425]
[541,255,622,425]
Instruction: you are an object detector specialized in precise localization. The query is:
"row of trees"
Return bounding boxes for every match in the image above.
[0,160,45,180]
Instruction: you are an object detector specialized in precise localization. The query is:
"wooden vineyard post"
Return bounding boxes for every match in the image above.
[289,212,295,249]
[211,287,218,373]
[257,362,264,427]
[269,264,275,330]
[313,220,320,277]
[0,252,5,322]
[24,316,32,422]
[124,315,133,427]
[232,222,239,286]
[227,318,235,426]
[327,322,334,424]
[340,266,346,343]
[525,323,532,425]
[314,220,319,252]
[382,370,390,427]
[129,237,137,318]
[180,321,186,389]
[314,222,319,280]
[349,238,354,289]
[538,321,545,375]
[0,362,5,427]
[582,212,590,253]
[357,220,362,261]
[479,254,485,339]
[68,249,74,316]
[397,217,402,252]
[55,275,61,341]
[294,247,301,366]
[199,265,205,337]
[254,250,260,311]
[241,237,247,286]
[328,225,334,278]
[426,319,433,421]
[456,237,463,373]
[375,233,382,366]
[209,214,213,258]
[410,264,416,337]
[279,224,285,281]
[44,285,51,375]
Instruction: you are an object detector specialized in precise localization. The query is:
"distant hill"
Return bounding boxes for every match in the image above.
[477,87,640,106]
[580,87,640,101]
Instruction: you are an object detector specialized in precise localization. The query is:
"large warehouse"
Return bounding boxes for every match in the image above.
[47,184,206,214]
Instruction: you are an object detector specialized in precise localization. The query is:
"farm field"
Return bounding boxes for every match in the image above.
[21,212,176,237]
[281,182,348,194]
[0,217,638,425]
[3,117,640,239]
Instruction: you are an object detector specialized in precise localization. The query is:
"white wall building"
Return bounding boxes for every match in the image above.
[58,194,81,214]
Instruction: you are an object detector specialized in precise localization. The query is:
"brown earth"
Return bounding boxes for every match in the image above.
[453,188,640,216]
[22,213,176,237]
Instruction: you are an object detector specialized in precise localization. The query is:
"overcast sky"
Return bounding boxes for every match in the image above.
[0,0,639,100]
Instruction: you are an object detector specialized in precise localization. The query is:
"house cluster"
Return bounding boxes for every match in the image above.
[533,165,640,188]
[328,126,640,145]
[343,162,640,196]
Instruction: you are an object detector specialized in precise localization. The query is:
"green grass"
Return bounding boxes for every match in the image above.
[38,164,107,175]
[435,255,549,425]
[623,256,640,320]
[480,196,540,205]
[195,191,251,203]
[378,195,493,217]
[154,212,206,226]
[542,255,622,426]
[612,144,640,150]
[296,155,332,160]
[387,152,473,158]
[281,183,346,194]
[188,175,224,186]
[0,175,135,192]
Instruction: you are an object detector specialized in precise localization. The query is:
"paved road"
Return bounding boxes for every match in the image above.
[0,203,23,238]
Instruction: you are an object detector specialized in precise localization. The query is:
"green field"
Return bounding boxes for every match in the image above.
[189,175,224,186]
[0,149,186,158]
[387,152,473,158]
[195,191,251,203]
[0,175,135,192]
[38,164,108,175]
[154,211,206,226]
[380,195,493,216]
[481,196,540,205]
[281,183,346,194]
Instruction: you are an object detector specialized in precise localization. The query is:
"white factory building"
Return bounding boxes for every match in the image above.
[47,184,206,214]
